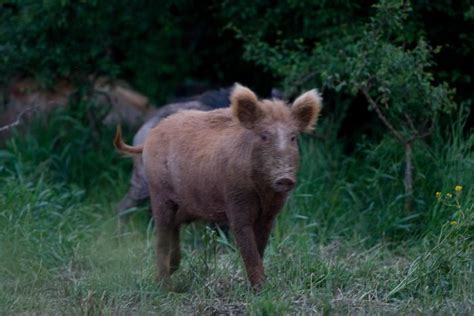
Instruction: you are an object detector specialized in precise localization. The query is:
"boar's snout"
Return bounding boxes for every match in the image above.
[273,177,296,193]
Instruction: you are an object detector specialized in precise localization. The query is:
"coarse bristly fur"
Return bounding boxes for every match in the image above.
[114,83,322,289]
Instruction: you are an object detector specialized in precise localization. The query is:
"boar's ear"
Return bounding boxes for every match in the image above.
[291,89,322,133]
[231,83,264,129]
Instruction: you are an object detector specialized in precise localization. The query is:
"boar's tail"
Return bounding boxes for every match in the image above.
[114,125,143,155]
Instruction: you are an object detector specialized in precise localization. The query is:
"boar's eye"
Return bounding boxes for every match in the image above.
[290,135,296,142]
[260,132,271,142]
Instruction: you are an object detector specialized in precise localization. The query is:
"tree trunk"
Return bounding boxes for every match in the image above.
[404,142,413,211]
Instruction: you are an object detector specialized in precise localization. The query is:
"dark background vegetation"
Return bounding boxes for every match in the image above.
[1,1,471,104]
[0,0,472,314]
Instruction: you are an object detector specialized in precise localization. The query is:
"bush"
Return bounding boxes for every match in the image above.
[223,0,464,211]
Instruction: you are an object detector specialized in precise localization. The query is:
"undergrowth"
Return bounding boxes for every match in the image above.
[0,106,472,314]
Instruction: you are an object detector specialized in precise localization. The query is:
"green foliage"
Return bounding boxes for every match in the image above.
[226,1,455,128]
[222,0,473,105]
[2,101,130,188]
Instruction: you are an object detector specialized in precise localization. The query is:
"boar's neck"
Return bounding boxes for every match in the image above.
[261,185,288,216]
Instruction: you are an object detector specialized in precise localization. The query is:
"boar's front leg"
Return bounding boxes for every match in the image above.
[254,217,275,258]
[232,225,265,288]
[228,204,265,289]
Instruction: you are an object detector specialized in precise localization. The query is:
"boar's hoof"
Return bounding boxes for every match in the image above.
[250,278,265,292]
[156,275,172,290]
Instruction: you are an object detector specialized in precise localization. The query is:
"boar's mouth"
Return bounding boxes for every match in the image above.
[272,177,296,193]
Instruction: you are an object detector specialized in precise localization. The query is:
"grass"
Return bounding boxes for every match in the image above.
[0,106,472,314]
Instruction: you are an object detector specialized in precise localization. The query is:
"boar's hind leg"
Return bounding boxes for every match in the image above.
[150,192,179,283]
[116,166,149,221]
[155,224,175,282]
[169,227,181,274]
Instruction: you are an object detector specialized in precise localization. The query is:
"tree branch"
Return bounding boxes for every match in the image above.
[411,119,434,142]
[361,87,406,144]
[0,106,38,132]
[404,113,416,132]
[287,71,318,97]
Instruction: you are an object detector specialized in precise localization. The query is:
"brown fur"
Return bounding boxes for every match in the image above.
[115,84,322,289]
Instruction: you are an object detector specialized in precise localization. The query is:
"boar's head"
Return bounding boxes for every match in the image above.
[230,84,322,193]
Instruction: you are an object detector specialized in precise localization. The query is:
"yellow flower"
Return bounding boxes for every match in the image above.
[450,221,457,225]
[446,193,453,198]
[435,192,441,199]
[455,185,463,192]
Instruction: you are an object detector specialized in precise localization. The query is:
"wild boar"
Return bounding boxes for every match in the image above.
[114,84,322,288]
[116,87,283,219]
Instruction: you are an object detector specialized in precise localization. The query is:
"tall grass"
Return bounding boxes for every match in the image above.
[0,105,472,314]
